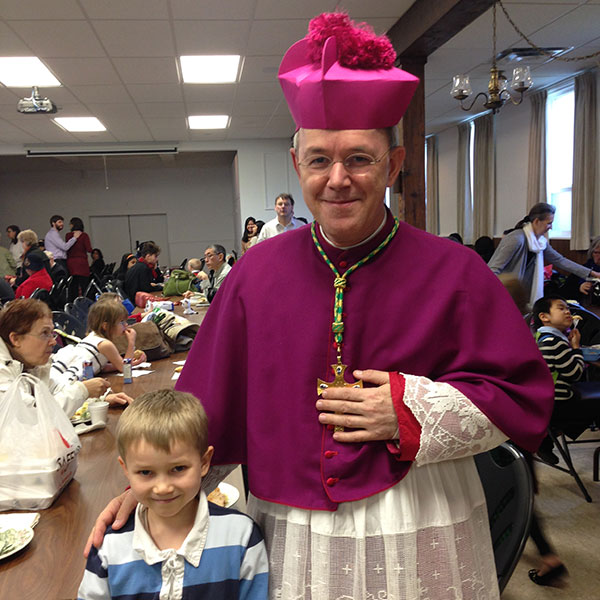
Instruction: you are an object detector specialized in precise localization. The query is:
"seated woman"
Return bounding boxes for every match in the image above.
[114,253,137,284]
[0,299,131,418]
[90,248,106,279]
[124,241,164,302]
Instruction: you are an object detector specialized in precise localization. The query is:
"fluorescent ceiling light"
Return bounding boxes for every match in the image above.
[180,55,241,83]
[0,57,61,87]
[53,117,106,132]
[188,115,230,129]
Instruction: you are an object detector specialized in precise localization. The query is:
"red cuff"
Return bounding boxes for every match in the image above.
[386,372,422,461]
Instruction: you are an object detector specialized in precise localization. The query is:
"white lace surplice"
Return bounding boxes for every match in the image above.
[248,375,507,600]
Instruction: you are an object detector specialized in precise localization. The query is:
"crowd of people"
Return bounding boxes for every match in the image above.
[2,11,598,600]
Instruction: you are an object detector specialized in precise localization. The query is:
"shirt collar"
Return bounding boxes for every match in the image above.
[132,490,209,567]
[537,325,570,344]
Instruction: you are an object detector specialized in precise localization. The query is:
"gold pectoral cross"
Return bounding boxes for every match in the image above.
[317,362,363,432]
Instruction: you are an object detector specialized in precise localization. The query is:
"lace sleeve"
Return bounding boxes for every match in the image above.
[401,373,507,465]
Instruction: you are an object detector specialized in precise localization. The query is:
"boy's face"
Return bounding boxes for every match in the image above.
[540,299,573,332]
[119,439,213,521]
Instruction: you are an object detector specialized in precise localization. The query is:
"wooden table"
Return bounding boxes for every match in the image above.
[0,305,216,599]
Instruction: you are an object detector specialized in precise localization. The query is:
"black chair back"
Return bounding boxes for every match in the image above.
[30,287,51,305]
[474,442,534,592]
[52,310,86,339]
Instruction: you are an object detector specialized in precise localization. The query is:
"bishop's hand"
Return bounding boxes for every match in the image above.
[316,369,398,443]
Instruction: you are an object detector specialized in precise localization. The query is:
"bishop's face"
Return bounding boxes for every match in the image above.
[291,128,405,247]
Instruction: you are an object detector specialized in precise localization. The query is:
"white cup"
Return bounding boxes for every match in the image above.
[89,401,109,426]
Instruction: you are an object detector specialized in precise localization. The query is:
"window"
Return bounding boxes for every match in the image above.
[546,82,575,238]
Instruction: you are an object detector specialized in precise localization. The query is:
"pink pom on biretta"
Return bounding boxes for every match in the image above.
[279,12,419,130]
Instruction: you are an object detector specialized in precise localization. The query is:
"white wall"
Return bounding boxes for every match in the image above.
[437,127,458,235]
[0,138,307,262]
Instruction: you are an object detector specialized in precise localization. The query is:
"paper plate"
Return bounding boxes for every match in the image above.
[0,527,34,561]
[208,482,241,508]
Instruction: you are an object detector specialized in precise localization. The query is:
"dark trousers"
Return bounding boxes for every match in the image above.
[55,258,69,274]
[68,275,89,302]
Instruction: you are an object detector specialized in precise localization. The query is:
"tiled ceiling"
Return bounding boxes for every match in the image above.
[0,0,598,150]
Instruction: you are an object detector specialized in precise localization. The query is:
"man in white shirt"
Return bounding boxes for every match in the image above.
[45,215,80,273]
[256,194,302,243]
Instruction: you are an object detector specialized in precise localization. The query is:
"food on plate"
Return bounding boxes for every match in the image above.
[174,366,183,373]
[133,349,144,359]
[71,401,90,422]
[207,487,228,507]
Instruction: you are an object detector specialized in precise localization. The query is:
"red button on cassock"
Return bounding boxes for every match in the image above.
[324,450,338,459]
[327,424,335,431]
[326,477,339,487]
[339,260,347,268]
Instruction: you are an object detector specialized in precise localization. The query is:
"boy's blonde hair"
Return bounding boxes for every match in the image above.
[96,292,120,303]
[187,258,203,271]
[117,389,209,460]
[87,299,127,339]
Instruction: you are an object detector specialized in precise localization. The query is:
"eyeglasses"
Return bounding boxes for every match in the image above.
[25,330,58,341]
[297,147,392,174]
[204,253,216,259]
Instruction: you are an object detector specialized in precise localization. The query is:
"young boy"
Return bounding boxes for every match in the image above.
[78,389,268,599]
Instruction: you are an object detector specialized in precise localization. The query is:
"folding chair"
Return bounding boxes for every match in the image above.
[30,287,51,305]
[52,310,86,339]
[474,442,534,592]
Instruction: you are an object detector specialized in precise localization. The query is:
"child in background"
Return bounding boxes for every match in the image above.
[78,389,268,599]
[52,300,147,384]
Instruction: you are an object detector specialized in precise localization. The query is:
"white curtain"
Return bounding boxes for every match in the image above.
[472,114,495,239]
[456,123,472,243]
[571,70,597,250]
[526,90,547,210]
[425,135,439,234]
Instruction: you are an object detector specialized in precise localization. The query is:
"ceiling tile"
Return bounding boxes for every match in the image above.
[235,82,283,103]
[69,130,118,143]
[188,130,227,142]
[186,101,234,115]
[80,0,169,20]
[247,20,309,55]
[341,0,415,19]
[0,0,85,20]
[254,0,336,19]
[145,117,189,139]
[93,21,175,57]
[48,58,121,85]
[232,100,278,117]
[113,58,179,84]
[0,22,36,54]
[0,87,20,104]
[85,103,140,119]
[69,85,132,104]
[173,20,251,55]
[96,115,153,141]
[183,84,235,104]
[261,116,295,138]
[239,56,281,83]
[126,84,183,103]
[8,20,106,58]
[137,102,186,118]
[529,5,600,48]
[0,119,40,143]
[171,0,255,20]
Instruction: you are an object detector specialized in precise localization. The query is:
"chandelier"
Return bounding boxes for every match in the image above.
[451,1,532,113]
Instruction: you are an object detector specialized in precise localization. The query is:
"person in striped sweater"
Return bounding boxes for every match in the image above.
[78,390,268,600]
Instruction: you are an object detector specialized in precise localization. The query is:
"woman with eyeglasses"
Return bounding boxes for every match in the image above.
[0,299,130,416]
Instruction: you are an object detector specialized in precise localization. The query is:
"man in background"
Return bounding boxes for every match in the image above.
[45,215,80,274]
[256,193,302,243]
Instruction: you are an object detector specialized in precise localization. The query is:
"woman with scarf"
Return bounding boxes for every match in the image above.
[488,203,599,308]
[123,241,163,303]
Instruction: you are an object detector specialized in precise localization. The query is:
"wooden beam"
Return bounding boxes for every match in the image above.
[398,58,426,230]
[388,0,495,59]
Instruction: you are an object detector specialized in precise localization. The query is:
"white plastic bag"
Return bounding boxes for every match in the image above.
[0,373,81,510]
